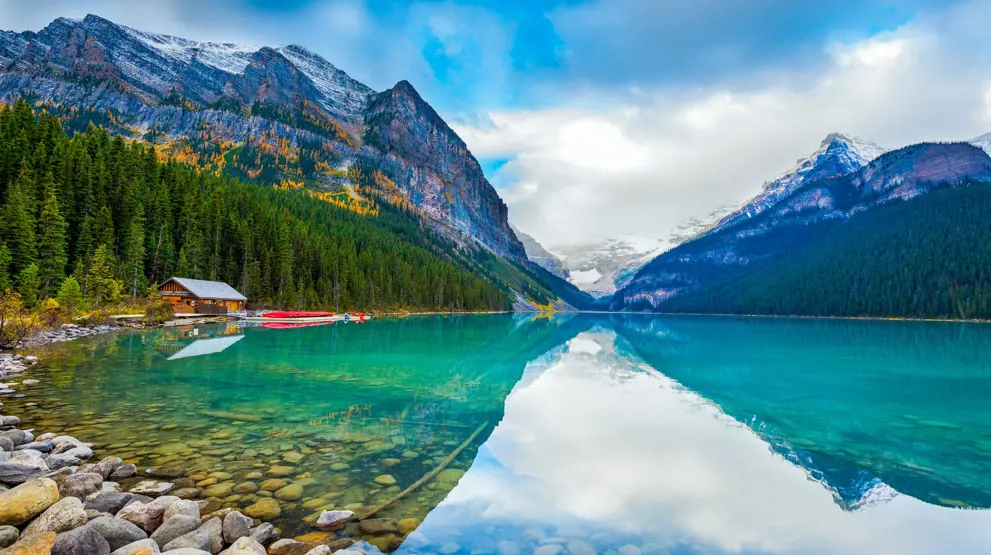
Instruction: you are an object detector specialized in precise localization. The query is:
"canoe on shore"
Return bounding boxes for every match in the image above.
[262,311,335,319]
[235,313,369,323]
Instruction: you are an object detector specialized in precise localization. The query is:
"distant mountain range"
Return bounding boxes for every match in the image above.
[612,133,991,318]
[0,14,589,310]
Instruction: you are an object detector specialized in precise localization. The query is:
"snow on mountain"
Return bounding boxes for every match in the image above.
[707,132,886,236]
[276,45,374,117]
[2,14,374,121]
[551,239,665,298]
[969,132,991,155]
[117,21,260,74]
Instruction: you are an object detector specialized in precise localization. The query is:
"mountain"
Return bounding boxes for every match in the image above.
[614,139,991,317]
[511,225,567,279]
[552,239,664,298]
[0,15,584,308]
[704,132,887,237]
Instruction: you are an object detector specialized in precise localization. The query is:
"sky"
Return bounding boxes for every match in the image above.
[4,0,991,249]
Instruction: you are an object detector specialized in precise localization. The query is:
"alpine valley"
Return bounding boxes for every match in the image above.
[0,14,591,311]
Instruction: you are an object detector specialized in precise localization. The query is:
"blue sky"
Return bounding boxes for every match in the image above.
[3,0,990,247]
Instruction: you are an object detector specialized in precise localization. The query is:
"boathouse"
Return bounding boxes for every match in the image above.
[157,277,247,314]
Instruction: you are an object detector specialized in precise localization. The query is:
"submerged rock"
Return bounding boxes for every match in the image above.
[243,498,280,521]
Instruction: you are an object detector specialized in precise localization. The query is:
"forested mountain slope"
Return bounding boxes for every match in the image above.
[655,181,991,319]
[0,101,517,312]
[0,15,587,309]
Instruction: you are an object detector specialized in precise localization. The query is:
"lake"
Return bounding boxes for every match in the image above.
[5,314,991,555]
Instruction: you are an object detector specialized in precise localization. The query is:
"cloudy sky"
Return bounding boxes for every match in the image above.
[5,0,991,248]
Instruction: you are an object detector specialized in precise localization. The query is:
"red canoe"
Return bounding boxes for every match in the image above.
[262,321,334,329]
[261,311,335,319]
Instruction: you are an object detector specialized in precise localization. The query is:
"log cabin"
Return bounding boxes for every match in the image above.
[157,277,247,314]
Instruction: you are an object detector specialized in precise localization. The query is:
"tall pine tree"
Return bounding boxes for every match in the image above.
[36,173,69,297]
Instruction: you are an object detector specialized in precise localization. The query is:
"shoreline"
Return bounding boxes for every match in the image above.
[0,353,366,554]
[9,307,987,355]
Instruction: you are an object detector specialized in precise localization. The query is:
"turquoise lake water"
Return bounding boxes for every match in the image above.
[6,314,991,554]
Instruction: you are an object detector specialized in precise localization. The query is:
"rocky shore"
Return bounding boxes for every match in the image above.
[19,324,124,349]
[0,355,368,555]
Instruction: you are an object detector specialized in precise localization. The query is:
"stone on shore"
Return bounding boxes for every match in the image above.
[266,539,314,555]
[0,527,18,548]
[0,530,56,554]
[149,515,201,548]
[58,472,103,499]
[200,517,223,553]
[163,500,200,521]
[51,524,111,555]
[91,457,124,479]
[22,497,87,536]
[0,478,60,526]
[127,481,174,497]
[247,523,277,545]
[117,496,179,533]
[108,539,160,555]
[162,529,212,552]
[109,465,138,481]
[223,536,266,555]
[221,511,252,544]
[87,516,149,550]
[84,493,133,515]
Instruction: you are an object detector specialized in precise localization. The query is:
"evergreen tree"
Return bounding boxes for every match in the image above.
[1,169,37,275]
[87,244,121,307]
[16,263,40,308]
[56,276,84,320]
[0,244,11,292]
[36,174,69,297]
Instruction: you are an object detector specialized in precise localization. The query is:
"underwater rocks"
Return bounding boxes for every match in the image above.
[0,353,467,555]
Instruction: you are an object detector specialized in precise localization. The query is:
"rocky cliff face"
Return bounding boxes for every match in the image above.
[363,81,526,261]
[0,14,530,264]
[614,139,991,309]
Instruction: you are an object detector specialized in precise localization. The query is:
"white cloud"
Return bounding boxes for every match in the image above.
[455,1,991,248]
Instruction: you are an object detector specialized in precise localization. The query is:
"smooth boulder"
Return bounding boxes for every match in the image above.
[22,497,87,536]
[108,539,160,555]
[149,515,200,548]
[87,516,148,551]
[162,529,212,552]
[221,511,251,544]
[85,493,133,515]
[0,478,60,526]
[51,524,111,555]
[222,537,266,555]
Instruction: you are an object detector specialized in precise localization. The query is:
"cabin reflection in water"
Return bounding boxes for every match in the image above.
[156,324,244,360]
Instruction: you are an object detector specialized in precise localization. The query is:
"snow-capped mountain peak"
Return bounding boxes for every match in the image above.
[707,132,886,235]
[6,14,374,121]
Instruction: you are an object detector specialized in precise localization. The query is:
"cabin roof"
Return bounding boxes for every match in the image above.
[160,277,247,301]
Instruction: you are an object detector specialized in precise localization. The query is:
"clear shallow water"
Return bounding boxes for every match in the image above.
[6,314,991,554]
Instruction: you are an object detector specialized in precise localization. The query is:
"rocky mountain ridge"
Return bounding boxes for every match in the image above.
[0,14,532,267]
